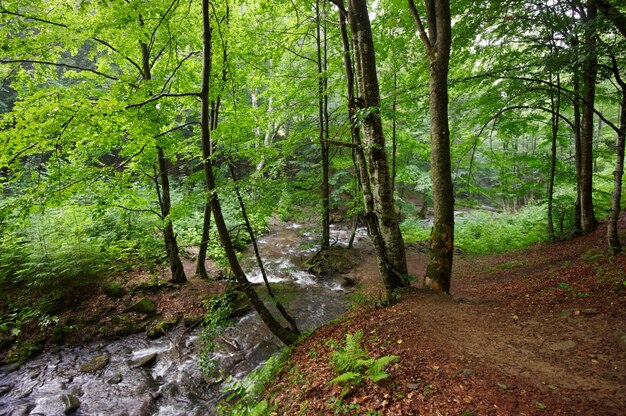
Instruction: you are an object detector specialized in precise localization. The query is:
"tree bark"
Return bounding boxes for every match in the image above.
[200,0,299,345]
[156,146,187,283]
[608,56,626,254]
[573,72,583,234]
[547,74,561,240]
[409,0,454,293]
[139,30,187,284]
[338,0,408,293]
[580,0,598,234]
[317,0,331,250]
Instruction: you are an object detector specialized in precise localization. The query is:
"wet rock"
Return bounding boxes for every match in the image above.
[61,394,80,414]
[146,317,179,339]
[107,372,123,384]
[128,297,157,315]
[549,340,576,351]
[0,362,21,375]
[16,387,33,399]
[79,354,109,373]
[0,384,10,395]
[30,394,80,415]
[130,352,157,368]
[342,276,357,288]
[6,403,32,415]
[136,393,161,416]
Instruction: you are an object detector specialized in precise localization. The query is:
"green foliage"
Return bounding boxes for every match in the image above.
[329,331,398,397]
[402,205,548,255]
[199,293,234,376]
[218,344,296,416]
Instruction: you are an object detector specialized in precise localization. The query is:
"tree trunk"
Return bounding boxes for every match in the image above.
[338,0,408,293]
[139,31,186,284]
[580,1,598,234]
[573,73,583,234]
[156,146,187,283]
[195,200,211,278]
[608,56,626,254]
[200,0,299,345]
[547,74,561,240]
[409,0,454,293]
[317,0,331,250]
[228,164,299,332]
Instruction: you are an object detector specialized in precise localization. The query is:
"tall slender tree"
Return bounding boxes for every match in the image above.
[408,0,454,292]
[199,0,299,345]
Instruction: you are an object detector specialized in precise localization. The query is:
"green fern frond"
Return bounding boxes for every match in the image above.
[329,371,363,386]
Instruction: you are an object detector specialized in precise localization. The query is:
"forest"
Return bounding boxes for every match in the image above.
[0,0,625,415]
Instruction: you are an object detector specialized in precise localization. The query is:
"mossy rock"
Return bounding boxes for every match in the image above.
[183,314,204,328]
[304,247,355,277]
[103,282,125,298]
[146,317,179,339]
[131,279,175,294]
[79,354,109,373]
[128,297,157,315]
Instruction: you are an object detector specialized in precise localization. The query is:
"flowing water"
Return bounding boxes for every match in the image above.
[0,224,367,416]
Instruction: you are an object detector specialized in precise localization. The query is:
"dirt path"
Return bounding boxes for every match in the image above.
[268,222,626,415]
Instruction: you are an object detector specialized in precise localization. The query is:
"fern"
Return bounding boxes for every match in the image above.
[329,331,399,395]
[331,331,369,374]
[366,355,398,382]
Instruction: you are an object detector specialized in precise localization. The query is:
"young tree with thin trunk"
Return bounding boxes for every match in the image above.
[408,0,454,293]
[199,0,299,345]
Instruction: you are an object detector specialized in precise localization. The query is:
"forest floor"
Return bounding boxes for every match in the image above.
[266,218,626,415]
[2,217,625,415]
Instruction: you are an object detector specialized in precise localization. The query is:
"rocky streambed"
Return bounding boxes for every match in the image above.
[0,224,367,415]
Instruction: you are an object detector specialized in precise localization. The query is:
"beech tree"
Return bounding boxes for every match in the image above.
[332,0,409,294]
[408,0,454,292]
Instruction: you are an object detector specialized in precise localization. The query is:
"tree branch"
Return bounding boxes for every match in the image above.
[116,204,162,219]
[6,143,37,166]
[125,92,200,109]
[0,59,118,81]
[408,0,431,53]
[595,0,626,39]
[154,122,200,138]
[328,0,348,18]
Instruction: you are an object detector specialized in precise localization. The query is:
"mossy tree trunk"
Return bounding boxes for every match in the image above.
[334,0,409,294]
[409,0,454,293]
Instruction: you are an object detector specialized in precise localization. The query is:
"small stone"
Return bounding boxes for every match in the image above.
[107,372,123,384]
[407,383,420,390]
[581,308,599,316]
[128,297,157,315]
[79,355,109,373]
[130,352,157,368]
[62,394,80,414]
[548,340,576,351]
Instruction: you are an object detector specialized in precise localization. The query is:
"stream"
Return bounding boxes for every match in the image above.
[0,224,367,416]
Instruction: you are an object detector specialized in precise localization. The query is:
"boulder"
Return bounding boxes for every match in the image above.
[128,297,157,315]
[79,355,109,373]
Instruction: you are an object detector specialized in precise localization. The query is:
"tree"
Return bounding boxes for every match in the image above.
[332,0,409,294]
[408,0,454,292]
[199,0,299,345]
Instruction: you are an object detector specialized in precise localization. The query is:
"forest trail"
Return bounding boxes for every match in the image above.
[268,219,626,415]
